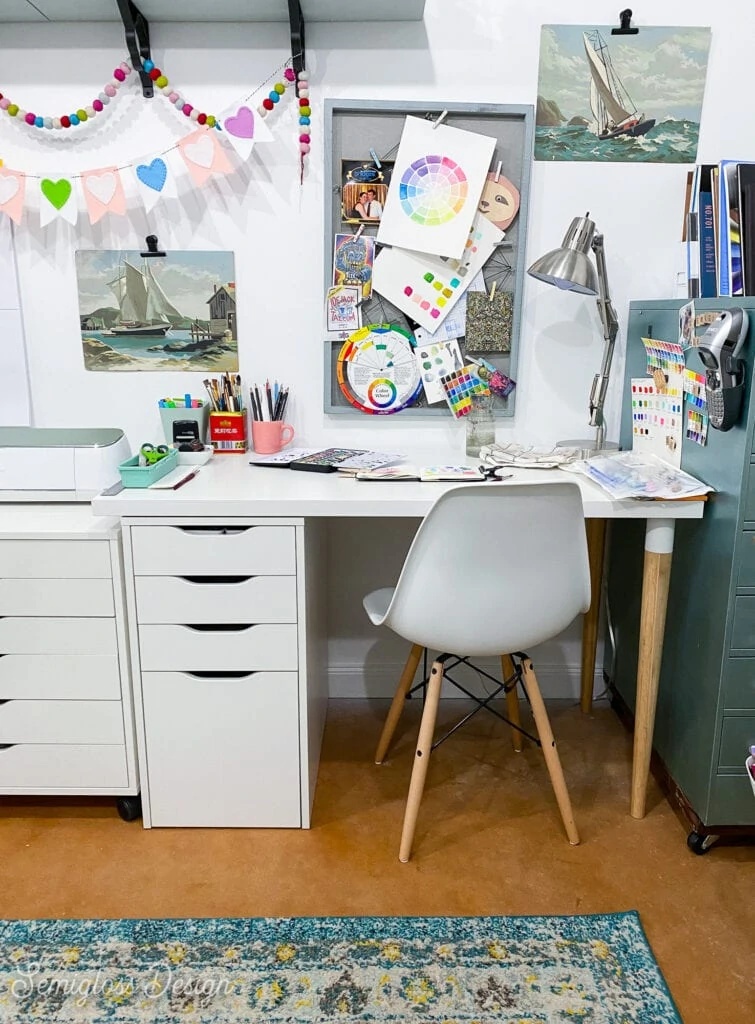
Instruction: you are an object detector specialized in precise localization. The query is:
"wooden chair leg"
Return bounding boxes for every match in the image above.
[501,654,523,753]
[398,658,444,863]
[375,643,423,764]
[520,657,580,846]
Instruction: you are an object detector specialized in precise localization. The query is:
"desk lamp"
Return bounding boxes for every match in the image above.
[527,214,619,454]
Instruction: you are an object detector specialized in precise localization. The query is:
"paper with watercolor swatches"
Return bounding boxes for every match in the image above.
[630,377,683,467]
[440,364,490,418]
[683,369,708,445]
[686,407,708,446]
[641,336,685,376]
[372,214,503,333]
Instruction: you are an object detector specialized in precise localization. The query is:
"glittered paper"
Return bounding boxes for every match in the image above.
[464,290,513,353]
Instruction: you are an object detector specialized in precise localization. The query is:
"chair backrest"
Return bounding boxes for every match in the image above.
[383,481,591,656]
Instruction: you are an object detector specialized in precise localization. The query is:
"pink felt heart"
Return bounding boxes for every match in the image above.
[224,106,255,140]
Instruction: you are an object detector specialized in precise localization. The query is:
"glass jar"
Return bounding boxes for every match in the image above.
[465,393,495,457]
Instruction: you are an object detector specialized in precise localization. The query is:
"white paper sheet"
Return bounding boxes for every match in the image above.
[377,116,496,258]
[630,375,683,467]
[373,215,503,332]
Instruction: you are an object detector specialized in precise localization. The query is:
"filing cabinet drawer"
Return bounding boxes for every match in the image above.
[0,618,116,656]
[142,671,301,826]
[0,578,114,617]
[722,659,755,710]
[730,597,755,650]
[0,744,128,790]
[135,575,297,625]
[0,655,121,700]
[139,623,298,672]
[0,699,124,744]
[737,532,755,588]
[0,540,111,579]
[719,716,755,768]
[131,525,296,576]
[745,470,755,523]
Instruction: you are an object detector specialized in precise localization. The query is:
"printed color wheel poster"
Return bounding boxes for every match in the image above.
[377,116,496,258]
[535,25,711,163]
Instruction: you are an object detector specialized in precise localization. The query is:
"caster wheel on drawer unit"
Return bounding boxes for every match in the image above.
[687,830,719,855]
[116,796,142,822]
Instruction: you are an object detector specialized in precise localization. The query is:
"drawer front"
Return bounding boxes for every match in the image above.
[737,532,755,588]
[0,744,127,790]
[731,597,755,651]
[719,716,755,768]
[135,575,297,625]
[142,671,301,826]
[0,655,121,700]
[0,578,114,618]
[131,525,296,576]
[0,618,116,656]
[139,623,298,672]
[746,471,755,523]
[722,659,755,710]
[0,540,111,579]
[708,773,755,826]
[0,700,124,744]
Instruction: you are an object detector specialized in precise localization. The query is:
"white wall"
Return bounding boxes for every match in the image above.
[0,0,746,696]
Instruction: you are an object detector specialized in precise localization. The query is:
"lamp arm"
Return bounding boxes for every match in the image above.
[587,233,619,444]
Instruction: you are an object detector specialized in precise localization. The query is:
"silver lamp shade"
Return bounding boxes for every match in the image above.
[527,216,598,295]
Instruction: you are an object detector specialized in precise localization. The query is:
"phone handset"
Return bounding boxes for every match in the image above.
[698,308,749,431]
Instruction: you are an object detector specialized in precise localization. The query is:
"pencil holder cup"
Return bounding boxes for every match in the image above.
[252,421,295,455]
[160,405,209,446]
[209,411,247,454]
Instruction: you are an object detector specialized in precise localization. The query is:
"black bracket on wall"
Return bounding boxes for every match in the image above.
[287,0,306,78]
[115,0,154,97]
[612,9,639,35]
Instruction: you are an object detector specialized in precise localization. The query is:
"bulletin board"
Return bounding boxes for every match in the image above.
[324,99,534,417]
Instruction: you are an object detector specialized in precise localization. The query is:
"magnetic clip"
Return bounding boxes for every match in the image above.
[141,234,166,258]
[612,8,638,34]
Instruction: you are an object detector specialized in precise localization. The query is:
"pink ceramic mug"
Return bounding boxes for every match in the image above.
[252,420,295,455]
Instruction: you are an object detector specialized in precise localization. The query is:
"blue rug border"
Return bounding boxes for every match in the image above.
[0,911,683,1023]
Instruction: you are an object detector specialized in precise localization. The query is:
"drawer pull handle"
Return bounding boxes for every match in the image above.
[175,526,252,536]
[179,576,253,585]
[0,744,16,750]
[181,623,255,633]
[184,671,257,679]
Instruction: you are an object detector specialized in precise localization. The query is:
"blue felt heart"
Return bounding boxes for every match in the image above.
[136,158,167,193]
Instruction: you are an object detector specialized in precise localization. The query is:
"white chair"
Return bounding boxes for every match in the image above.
[363,481,590,862]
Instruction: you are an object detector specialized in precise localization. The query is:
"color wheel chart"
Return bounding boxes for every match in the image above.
[399,156,468,226]
[337,325,422,414]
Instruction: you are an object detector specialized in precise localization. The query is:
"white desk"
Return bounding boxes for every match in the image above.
[94,457,706,821]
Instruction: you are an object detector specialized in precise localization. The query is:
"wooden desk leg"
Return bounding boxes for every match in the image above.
[631,519,675,819]
[580,518,607,714]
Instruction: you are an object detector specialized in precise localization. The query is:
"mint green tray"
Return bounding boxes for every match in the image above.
[118,448,178,488]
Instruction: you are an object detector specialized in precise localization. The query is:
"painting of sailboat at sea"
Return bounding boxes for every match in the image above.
[535,25,711,163]
[75,249,239,371]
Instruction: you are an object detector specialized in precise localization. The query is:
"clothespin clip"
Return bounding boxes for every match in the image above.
[369,148,382,169]
[432,110,449,129]
[489,281,497,303]
[353,223,365,239]
[494,160,502,183]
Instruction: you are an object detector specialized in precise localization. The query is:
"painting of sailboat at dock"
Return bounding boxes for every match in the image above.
[75,249,239,371]
[535,25,711,163]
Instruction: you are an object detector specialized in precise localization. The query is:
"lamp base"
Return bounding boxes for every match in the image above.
[556,438,620,460]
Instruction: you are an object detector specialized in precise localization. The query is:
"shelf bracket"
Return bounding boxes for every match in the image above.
[115,0,154,98]
[287,0,306,78]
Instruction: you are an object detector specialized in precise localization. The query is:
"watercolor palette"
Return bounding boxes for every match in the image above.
[440,364,490,418]
[399,155,468,226]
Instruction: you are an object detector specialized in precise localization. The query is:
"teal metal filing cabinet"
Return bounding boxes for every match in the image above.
[607,298,755,852]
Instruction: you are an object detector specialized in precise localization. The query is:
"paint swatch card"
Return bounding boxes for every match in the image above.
[373,214,503,333]
[631,376,683,467]
[641,336,685,376]
[377,115,496,258]
[415,338,463,404]
[440,364,490,418]
[683,368,708,446]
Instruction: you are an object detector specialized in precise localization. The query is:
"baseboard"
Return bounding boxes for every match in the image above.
[327,657,602,700]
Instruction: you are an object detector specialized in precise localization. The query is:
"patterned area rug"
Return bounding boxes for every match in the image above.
[0,913,681,1023]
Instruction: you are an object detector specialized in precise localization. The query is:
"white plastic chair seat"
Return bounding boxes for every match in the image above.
[363,587,395,625]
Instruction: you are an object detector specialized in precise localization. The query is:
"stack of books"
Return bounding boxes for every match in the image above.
[684,161,755,298]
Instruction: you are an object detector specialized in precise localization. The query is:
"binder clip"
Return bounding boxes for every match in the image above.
[141,234,166,258]
[612,9,639,35]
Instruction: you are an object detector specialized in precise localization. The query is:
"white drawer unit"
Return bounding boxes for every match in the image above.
[0,507,139,810]
[135,574,297,625]
[131,524,296,576]
[124,517,327,829]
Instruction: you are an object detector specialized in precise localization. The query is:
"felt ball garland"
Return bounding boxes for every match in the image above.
[296,69,311,180]
[0,61,133,129]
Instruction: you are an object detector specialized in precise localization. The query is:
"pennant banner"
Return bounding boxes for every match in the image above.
[81,166,127,224]
[221,104,273,161]
[0,169,26,225]
[132,155,178,213]
[178,127,234,187]
[39,177,77,227]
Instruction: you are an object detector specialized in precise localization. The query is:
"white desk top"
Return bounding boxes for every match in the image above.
[0,503,119,538]
[91,456,706,521]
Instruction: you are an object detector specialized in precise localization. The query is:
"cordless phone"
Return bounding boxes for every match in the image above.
[697,308,749,431]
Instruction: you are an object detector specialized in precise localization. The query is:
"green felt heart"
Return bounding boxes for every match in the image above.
[41,178,72,210]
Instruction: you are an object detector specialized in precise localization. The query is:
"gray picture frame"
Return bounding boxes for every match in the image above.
[323,98,534,418]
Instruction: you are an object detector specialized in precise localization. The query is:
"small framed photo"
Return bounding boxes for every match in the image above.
[341,160,393,224]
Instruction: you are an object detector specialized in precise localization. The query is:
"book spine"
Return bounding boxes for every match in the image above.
[719,163,732,296]
[687,211,700,298]
[700,188,717,297]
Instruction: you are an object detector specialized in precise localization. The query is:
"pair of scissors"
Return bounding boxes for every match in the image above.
[140,443,170,466]
[478,465,513,481]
